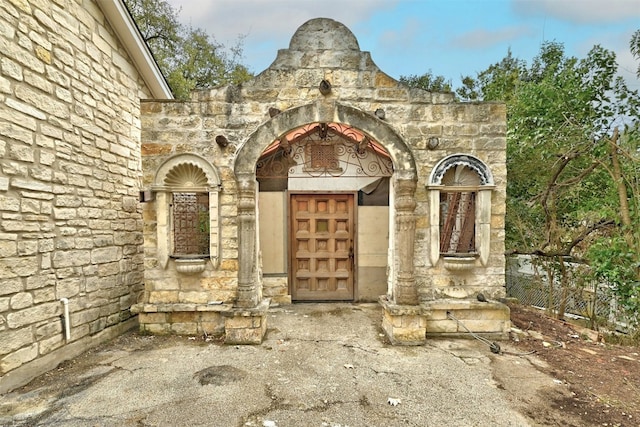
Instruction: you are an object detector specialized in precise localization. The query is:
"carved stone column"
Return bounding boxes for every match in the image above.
[393,178,418,305]
[236,175,260,307]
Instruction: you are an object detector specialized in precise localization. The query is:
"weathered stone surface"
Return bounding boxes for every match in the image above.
[0,328,33,356]
[0,343,38,374]
[135,19,505,346]
[10,292,33,309]
[52,250,90,268]
[0,0,153,384]
[6,301,60,329]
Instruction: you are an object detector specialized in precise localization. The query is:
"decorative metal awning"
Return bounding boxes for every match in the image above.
[256,123,393,178]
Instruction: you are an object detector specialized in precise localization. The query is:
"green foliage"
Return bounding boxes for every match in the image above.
[587,237,639,325]
[462,38,640,322]
[457,49,524,102]
[631,29,640,78]
[399,71,452,92]
[125,0,252,99]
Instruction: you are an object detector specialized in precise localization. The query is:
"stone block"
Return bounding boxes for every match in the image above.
[224,316,253,329]
[56,277,81,298]
[0,328,33,356]
[170,322,198,335]
[72,308,101,326]
[141,323,170,335]
[39,335,64,355]
[401,315,426,329]
[199,312,222,322]
[0,278,23,295]
[137,312,167,324]
[452,319,510,334]
[10,292,33,309]
[148,291,179,304]
[0,343,38,374]
[178,291,210,304]
[219,259,238,271]
[381,316,426,346]
[425,319,458,334]
[383,311,402,328]
[224,325,264,345]
[168,312,196,324]
[33,287,55,304]
[270,295,292,305]
[35,321,62,340]
[52,250,90,268]
[6,301,60,328]
[199,321,224,337]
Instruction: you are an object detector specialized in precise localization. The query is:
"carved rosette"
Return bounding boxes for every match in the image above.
[393,179,418,305]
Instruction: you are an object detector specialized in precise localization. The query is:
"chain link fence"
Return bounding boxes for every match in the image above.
[505,255,635,333]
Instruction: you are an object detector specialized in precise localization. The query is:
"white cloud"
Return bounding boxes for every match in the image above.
[512,0,640,24]
[451,26,536,49]
[168,0,396,46]
[378,18,423,50]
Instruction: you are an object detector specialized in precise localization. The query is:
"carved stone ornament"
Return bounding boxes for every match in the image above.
[175,258,206,275]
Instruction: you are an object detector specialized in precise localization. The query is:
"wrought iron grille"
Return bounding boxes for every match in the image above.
[172,192,209,256]
[256,123,393,178]
[440,191,476,253]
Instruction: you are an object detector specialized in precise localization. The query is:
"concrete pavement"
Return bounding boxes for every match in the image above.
[1,303,556,426]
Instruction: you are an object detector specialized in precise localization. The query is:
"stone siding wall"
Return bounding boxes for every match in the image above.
[139,18,507,319]
[0,0,150,392]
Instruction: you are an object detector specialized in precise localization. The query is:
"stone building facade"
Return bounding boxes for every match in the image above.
[135,19,510,345]
[0,0,171,393]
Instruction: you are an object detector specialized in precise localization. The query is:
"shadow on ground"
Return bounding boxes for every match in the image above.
[1,303,578,427]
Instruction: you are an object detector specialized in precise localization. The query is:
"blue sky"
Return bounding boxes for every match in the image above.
[165,0,640,89]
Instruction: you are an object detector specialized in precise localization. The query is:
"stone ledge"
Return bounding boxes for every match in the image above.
[378,295,423,316]
[131,302,233,314]
[423,298,511,339]
[220,298,270,318]
[379,296,511,344]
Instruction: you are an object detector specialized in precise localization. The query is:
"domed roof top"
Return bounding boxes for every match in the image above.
[289,18,360,51]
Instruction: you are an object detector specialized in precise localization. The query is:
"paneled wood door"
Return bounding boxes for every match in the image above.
[290,194,354,301]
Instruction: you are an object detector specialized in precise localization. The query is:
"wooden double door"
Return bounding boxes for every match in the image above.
[290,194,354,301]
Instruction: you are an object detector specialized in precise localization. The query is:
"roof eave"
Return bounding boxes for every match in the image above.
[98,0,173,99]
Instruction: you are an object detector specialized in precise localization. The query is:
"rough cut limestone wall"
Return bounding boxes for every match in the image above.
[0,0,150,392]
[140,18,507,318]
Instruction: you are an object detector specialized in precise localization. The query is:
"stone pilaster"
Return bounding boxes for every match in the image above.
[393,178,418,305]
[236,175,261,308]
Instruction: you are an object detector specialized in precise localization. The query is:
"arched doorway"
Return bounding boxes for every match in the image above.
[234,101,419,307]
[256,122,393,301]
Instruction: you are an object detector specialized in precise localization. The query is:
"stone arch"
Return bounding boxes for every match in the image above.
[234,101,417,180]
[154,153,221,189]
[151,153,222,269]
[233,101,419,308]
[427,153,495,267]
[429,153,494,186]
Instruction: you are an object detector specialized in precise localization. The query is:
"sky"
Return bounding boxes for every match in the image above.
[164,0,640,89]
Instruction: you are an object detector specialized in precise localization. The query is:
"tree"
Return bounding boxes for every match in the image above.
[125,0,252,99]
[399,71,452,92]
[631,29,640,78]
[463,41,640,323]
[456,49,524,102]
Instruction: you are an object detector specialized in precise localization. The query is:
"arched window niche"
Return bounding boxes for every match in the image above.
[427,154,495,270]
[152,154,221,273]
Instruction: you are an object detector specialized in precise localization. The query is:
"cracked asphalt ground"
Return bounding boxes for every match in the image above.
[1,303,561,427]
